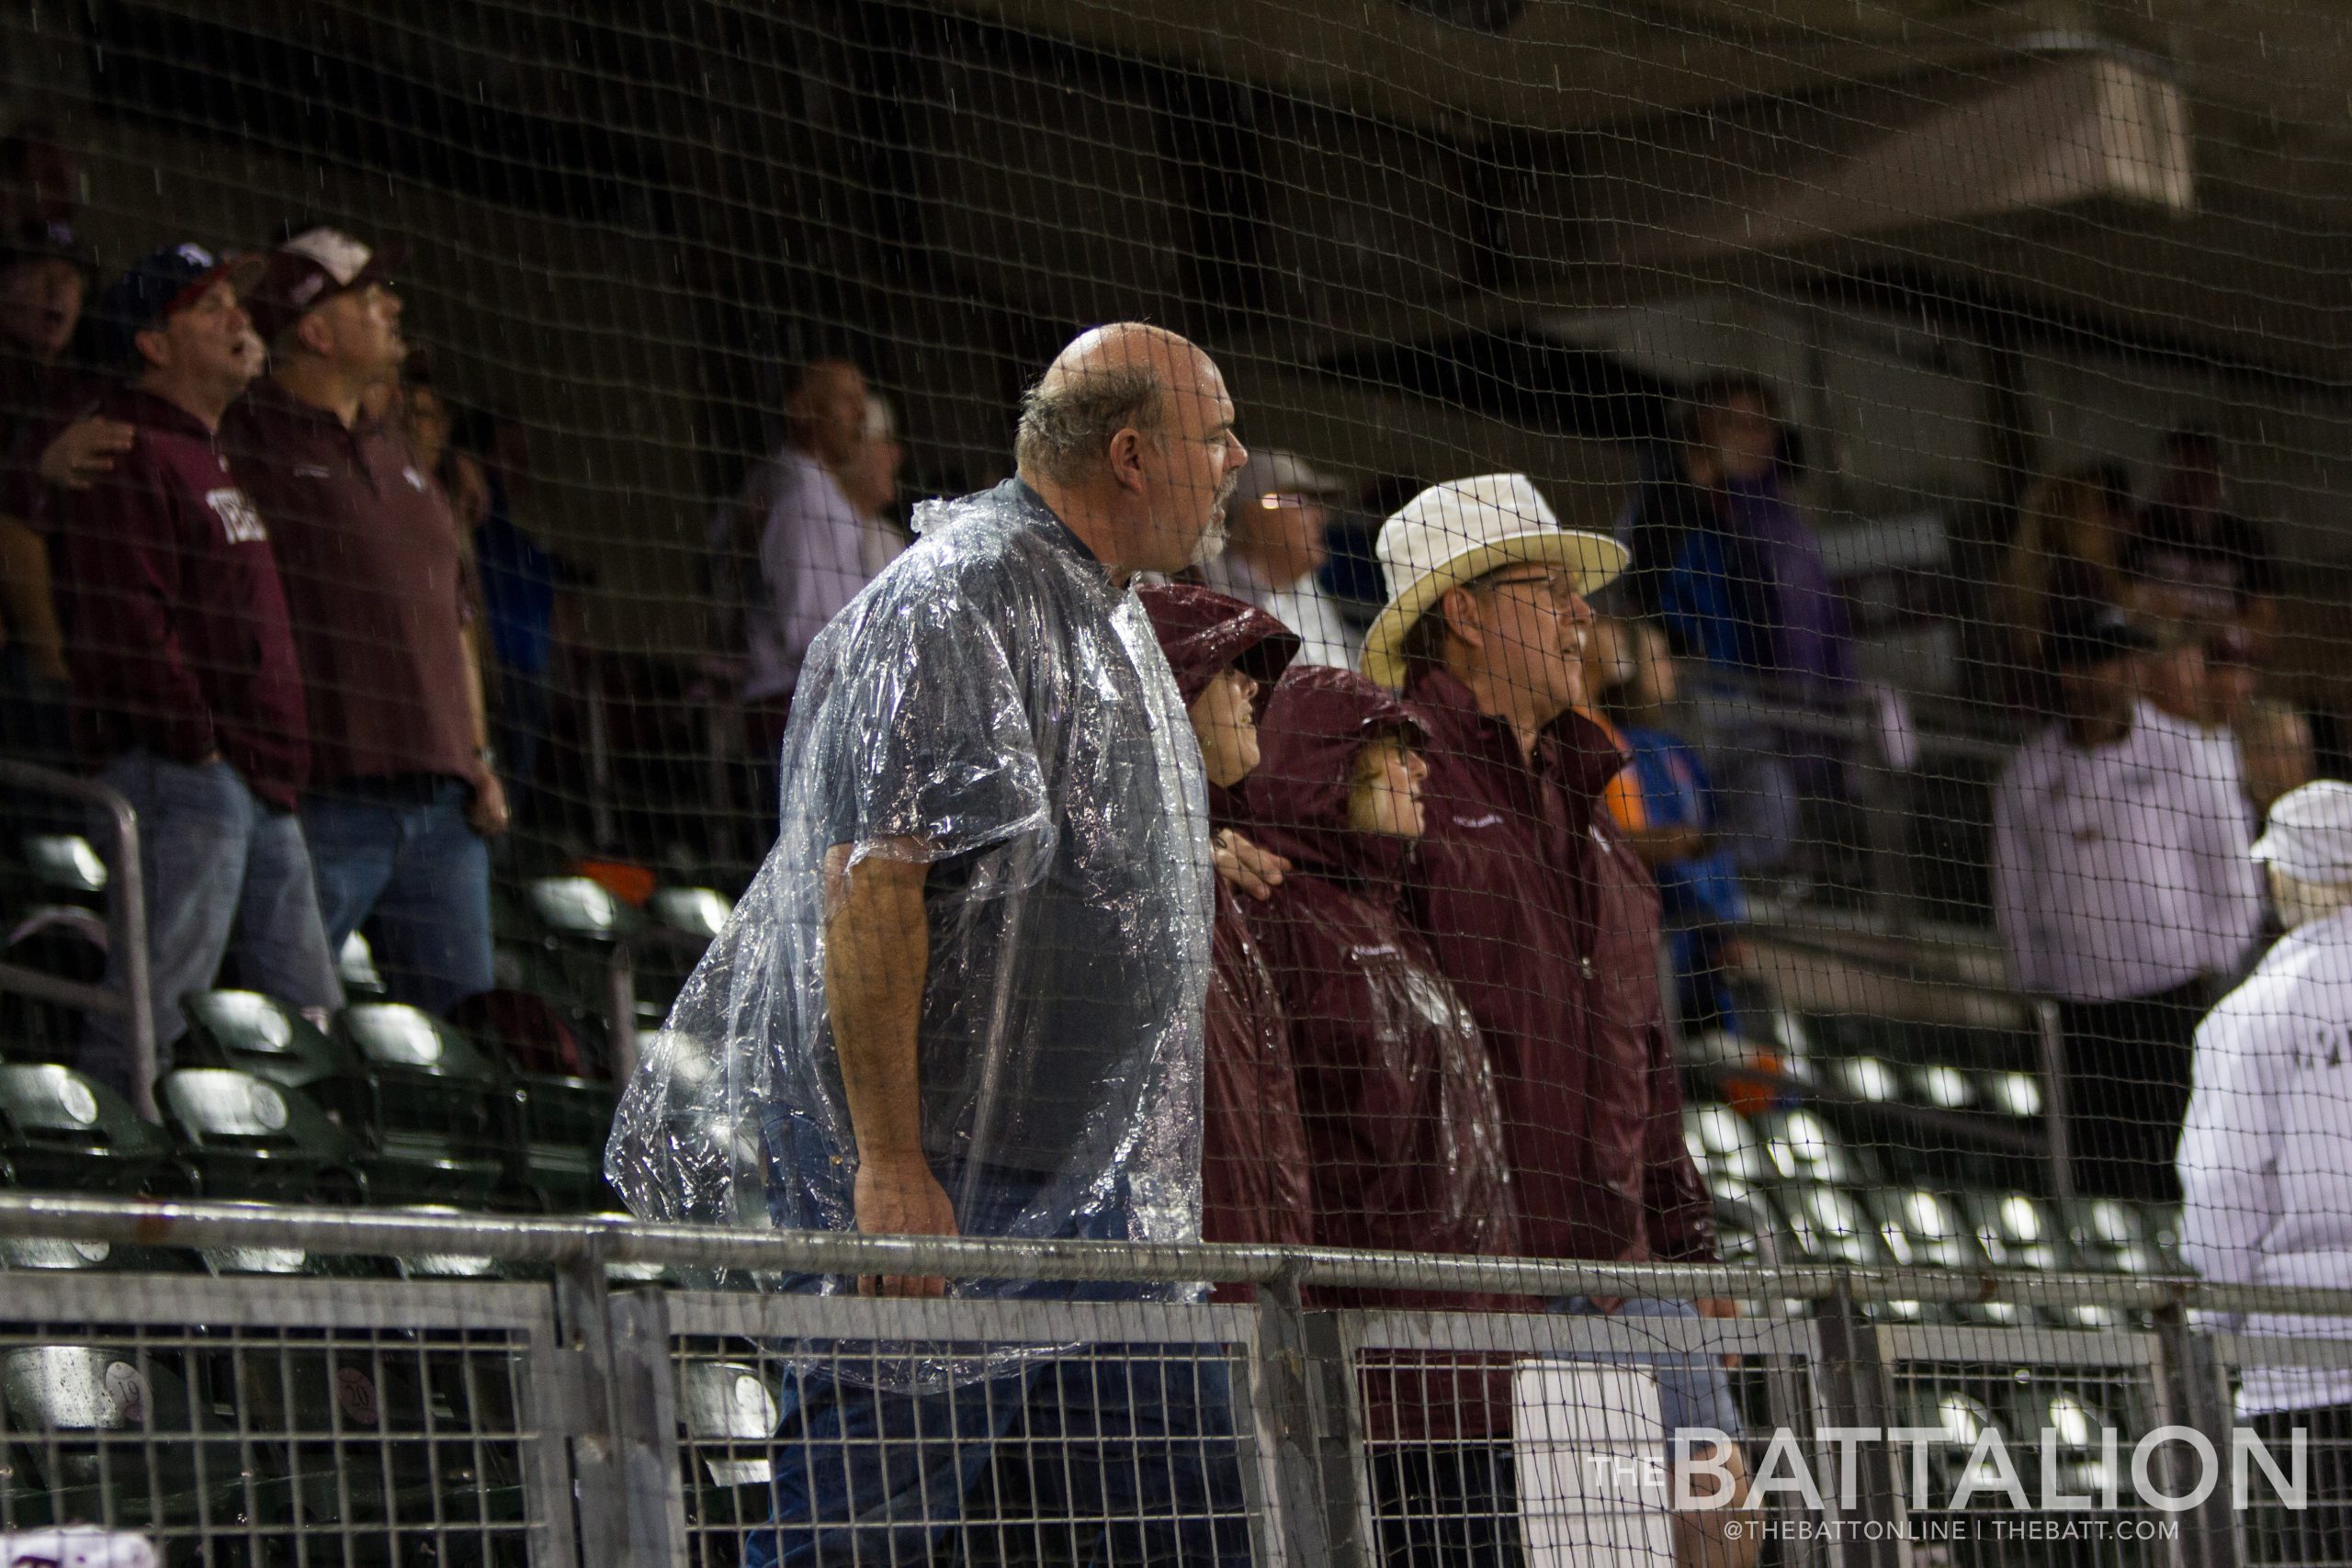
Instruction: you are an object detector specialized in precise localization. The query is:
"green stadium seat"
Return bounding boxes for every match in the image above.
[1681,1100,1775,1186]
[0,1235,197,1274]
[20,833,107,897]
[1908,1063,1977,1111]
[216,1328,528,1537]
[0,1345,242,1533]
[335,930,388,1000]
[676,1360,782,1534]
[178,989,367,1124]
[1825,1054,1901,1104]
[335,1005,520,1207]
[160,1068,366,1204]
[650,886,732,940]
[526,876,639,942]
[510,1068,616,1213]
[0,1062,173,1194]
[1978,1069,2043,1119]
[2063,1197,2163,1275]
[1960,1190,2063,1272]
[1753,1107,1871,1186]
[1770,1182,1885,1268]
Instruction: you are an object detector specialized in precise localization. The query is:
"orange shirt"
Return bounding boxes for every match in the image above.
[1577,705,1646,834]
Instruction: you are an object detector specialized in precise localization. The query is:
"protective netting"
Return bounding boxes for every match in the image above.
[3,0,2352,1562]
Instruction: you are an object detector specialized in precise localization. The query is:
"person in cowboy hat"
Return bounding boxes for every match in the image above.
[1366,474,1753,1568]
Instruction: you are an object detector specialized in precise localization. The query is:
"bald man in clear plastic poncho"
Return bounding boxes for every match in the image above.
[608,325,1261,1567]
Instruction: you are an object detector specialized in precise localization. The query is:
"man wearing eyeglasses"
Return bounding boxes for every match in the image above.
[1197,447,1362,669]
[1362,476,1752,1568]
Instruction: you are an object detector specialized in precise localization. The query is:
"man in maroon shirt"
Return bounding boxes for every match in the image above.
[224,227,505,1016]
[52,243,343,1102]
[1364,474,1753,1563]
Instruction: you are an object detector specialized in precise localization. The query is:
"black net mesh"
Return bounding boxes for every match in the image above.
[1,2,2350,1562]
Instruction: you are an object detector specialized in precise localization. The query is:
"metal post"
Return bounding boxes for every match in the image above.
[1251,1272,1377,1568]
[99,787,157,1122]
[552,1255,628,1561]
[1813,1287,1911,1568]
[608,939,641,1085]
[2153,1309,2243,1568]
[607,1288,690,1568]
[0,761,157,1121]
[1304,1303,1375,1568]
[1250,1274,1374,1568]
[582,651,618,852]
[2034,998,2075,1202]
[1854,749,1917,938]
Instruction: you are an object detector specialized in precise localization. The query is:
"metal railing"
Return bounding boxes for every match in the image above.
[0,1195,2345,1568]
[1676,667,2018,937]
[1743,920,2075,1200]
[0,761,156,1121]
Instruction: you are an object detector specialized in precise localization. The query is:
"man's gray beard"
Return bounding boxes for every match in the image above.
[1189,503,1230,570]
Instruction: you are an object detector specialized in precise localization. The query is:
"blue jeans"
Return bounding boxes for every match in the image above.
[750,1339,1249,1568]
[744,1166,1250,1568]
[78,752,344,1098]
[300,778,494,1016]
[1551,1297,1743,1452]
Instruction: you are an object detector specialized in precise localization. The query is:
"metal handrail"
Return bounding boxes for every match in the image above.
[1748,919,2072,1200]
[0,1191,2331,1315]
[0,760,156,1120]
[605,922,713,1085]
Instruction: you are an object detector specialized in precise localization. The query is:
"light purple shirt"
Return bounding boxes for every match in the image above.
[744,448,869,702]
[1992,701,2263,1001]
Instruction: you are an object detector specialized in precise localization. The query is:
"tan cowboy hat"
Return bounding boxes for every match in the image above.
[1360,473,1628,691]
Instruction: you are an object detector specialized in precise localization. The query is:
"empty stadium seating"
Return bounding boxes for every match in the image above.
[0,828,2209,1325]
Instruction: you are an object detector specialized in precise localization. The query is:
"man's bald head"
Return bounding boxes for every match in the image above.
[1015,323,1246,578]
[1015,324,1209,485]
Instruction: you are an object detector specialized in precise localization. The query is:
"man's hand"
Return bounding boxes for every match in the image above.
[467,769,511,837]
[825,842,938,1293]
[854,1154,958,1298]
[1213,827,1288,902]
[38,418,134,491]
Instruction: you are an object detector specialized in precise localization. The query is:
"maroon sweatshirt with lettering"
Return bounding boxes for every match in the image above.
[52,385,309,808]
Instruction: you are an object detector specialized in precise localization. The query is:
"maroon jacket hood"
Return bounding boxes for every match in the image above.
[1136,581,1298,707]
[1244,666,1428,884]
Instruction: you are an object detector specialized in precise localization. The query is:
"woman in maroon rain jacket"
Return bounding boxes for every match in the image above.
[1136,582,1306,1295]
[1242,664,1530,1568]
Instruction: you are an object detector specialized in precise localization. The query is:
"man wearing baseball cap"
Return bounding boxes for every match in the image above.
[1197,447,1362,669]
[51,243,342,1105]
[2179,779,2352,1551]
[222,225,504,1017]
[1365,475,1749,1565]
[1992,600,2263,1203]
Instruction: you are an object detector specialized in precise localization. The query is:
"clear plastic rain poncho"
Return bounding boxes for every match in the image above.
[607,478,1215,1304]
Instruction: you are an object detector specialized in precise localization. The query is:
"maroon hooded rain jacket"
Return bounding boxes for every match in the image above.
[1137,583,1307,1282]
[1245,665,1525,1438]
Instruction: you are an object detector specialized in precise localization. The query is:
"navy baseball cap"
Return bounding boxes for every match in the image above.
[93,243,265,368]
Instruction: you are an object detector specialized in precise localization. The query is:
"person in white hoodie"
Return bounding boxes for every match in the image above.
[2178,779,2352,1562]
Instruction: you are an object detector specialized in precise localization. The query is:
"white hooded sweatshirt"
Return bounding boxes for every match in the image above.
[2178,904,2352,1414]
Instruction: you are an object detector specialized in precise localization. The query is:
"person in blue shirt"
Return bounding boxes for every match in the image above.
[464,411,582,824]
[1603,615,1751,1036]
